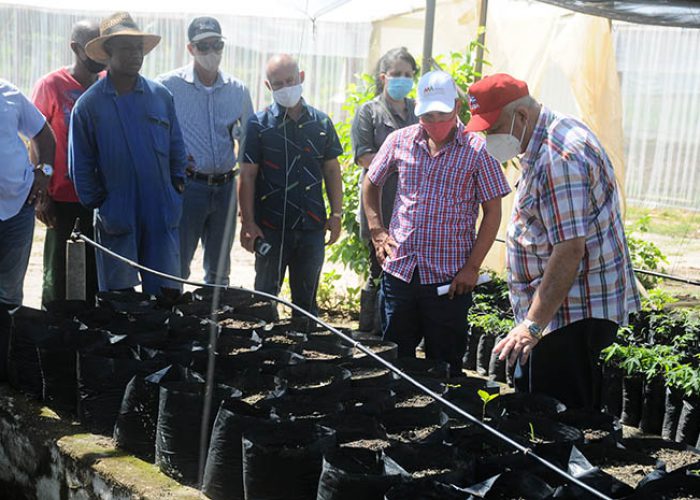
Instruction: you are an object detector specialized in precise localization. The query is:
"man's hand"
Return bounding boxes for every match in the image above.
[27,169,50,206]
[370,227,398,265]
[240,221,265,253]
[35,195,56,228]
[448,265,478,299]
[172,176,185,194]
[493,322,541,367]
[325,215,341,246]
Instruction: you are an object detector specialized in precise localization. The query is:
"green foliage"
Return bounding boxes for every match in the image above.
[477,389,499,421]
[665,359,700,398]
[626,214,668,289]
[316,269,360,315]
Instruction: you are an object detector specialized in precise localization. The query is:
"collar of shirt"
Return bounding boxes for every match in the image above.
[520,105,551,168]
[182,63,227,91]
[102,73,145,96]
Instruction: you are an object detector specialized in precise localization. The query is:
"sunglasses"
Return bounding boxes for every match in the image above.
[194,40,224,53]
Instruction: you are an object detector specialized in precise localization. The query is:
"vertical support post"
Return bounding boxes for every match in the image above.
[422,0,437,75]
[66,237,86,301]
[475,0,489,80]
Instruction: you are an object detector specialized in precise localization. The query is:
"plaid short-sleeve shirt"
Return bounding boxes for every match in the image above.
[368,122,511,285]
[507,106,641,333]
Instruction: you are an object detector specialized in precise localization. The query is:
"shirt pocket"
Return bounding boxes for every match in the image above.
[148,114,170,157]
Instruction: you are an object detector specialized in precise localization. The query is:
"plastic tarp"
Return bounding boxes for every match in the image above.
[534,1,700,29]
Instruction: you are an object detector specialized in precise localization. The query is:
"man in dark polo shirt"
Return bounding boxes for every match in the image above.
[239,53,343,324]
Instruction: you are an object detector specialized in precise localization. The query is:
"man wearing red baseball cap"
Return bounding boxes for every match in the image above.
[362,71,511,377]
[466,74,641,410]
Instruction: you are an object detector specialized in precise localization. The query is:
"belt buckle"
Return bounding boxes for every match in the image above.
[207,173,215,186]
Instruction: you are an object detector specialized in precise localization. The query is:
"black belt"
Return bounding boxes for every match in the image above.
[186,168,236,185]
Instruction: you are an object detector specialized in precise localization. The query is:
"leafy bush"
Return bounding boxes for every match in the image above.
[626,214,668,289]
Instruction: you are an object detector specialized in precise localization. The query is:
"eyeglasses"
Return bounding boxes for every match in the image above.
[194,40,224,53]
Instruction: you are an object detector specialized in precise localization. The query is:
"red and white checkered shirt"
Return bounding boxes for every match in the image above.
[368,122,511,284]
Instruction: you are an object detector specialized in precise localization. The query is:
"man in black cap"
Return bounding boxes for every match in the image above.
[158,17,253,286]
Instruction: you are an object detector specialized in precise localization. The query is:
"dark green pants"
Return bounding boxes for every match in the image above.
[42,201,98,306]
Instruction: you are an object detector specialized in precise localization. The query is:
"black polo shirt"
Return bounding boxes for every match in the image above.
[243,100,343,231]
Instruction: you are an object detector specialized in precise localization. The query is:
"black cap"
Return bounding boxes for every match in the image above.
[188,16,222,42]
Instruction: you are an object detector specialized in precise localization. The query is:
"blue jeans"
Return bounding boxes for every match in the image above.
[0,204,35,306]
[254,229,325,317]
[380,270,472,377]
[179,177,237,285]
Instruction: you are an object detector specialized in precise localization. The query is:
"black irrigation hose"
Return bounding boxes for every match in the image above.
[493,237,700,287]
[70,228,613,500]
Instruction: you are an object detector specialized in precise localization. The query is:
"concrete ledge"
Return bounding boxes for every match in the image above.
[0,384,205,499]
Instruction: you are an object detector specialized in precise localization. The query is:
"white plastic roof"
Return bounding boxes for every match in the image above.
[0,0,427,23]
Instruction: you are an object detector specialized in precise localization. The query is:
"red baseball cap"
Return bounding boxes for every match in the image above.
[465,74,529,132]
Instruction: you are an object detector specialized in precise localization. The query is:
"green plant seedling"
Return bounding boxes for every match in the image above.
[477,389,499,421]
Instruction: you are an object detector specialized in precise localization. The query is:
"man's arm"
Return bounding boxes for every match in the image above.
[448,196,502,298]
[69,106,106,208]
[362,174,396,264]
[238,162,264,253]
[494,237,586,365]
[26,123,56,206]
[322,157,343,245]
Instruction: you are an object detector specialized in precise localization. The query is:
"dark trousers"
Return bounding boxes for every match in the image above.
[254,229,325,318]
[514,318,618,410]
[42,201,98,306]
[380,270,472,377]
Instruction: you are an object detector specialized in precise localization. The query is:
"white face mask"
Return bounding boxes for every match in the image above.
[194,52,222,73]
[272,83,303,108]
[485,114,527,163]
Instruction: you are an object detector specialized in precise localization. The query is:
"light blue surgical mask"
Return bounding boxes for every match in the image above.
[386,77,413,100]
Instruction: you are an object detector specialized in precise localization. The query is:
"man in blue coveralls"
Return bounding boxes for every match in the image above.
[69,12,187,295]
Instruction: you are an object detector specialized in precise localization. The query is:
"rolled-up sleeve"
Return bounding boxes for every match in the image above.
[351,102,375,164]
[366,130,398,188]
[68,103,105,208]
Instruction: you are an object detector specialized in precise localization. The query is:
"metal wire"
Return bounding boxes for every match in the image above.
[70,228,612,499]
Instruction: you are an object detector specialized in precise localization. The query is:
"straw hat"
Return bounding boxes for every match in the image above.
[85,12,161,63]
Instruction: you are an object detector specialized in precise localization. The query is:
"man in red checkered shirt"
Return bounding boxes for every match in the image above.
[362,71,511,377]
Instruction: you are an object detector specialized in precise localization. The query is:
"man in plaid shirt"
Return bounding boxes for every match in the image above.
[468,74,641,409]
[363,71,511,377]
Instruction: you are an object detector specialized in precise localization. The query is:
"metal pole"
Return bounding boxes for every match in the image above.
[65,219,86,300]
[475,0,489,79]
[421,0,437,75]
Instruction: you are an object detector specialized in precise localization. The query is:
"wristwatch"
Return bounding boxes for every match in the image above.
[330,212,342,219]
[36,163,54,177]
[523,318,543,340]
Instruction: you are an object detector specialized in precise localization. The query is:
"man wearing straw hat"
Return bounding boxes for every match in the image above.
[69,12,188,296]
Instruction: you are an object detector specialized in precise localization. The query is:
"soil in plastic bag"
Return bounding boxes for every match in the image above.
[221,372,285,406]
[383,442,475,486]
[384,479,471,500]
[275,364,351,399]
[77,344,165,433]
[339,360,398,389]
[224,348,305,375]
[550,446,635,498]
[558,409,622,446]
[316,448,401,500]
[260,330,307,352]
[448,423,516,460]
[96,290,156,314]
[299,339,354,364]
[257,393,344,421]
[675,396,700,446]
[601,364,623,418]
[155,380,241,485]
[630,461,700,499]
[486,392,567,419]
[393,377,446,406]
[320,413,386,444]
[487,335,507,383]
[462,325,482,371]
[192,287,256,310]
[352,340,398,365]
[394,357,450,380]
[242,421,336,500]
[475,333,496,376]
[640,375,666,435]
[231,299,277,322]
[7,307,51,397]
[620,374,643,427]
[379,405,449,444]
[339,387,396,417]
[201,399,278,500]
[496,415,584,448]
[663,386,684,441]
[217,313,266,337]
[463,470,555,499]
[113,365,202,461]
[444,377,500,420]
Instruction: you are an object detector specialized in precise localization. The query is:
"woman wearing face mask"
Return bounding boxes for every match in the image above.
[351,47,418,333]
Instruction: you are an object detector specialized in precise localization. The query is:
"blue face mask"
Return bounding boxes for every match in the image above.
[386,77,413,100]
